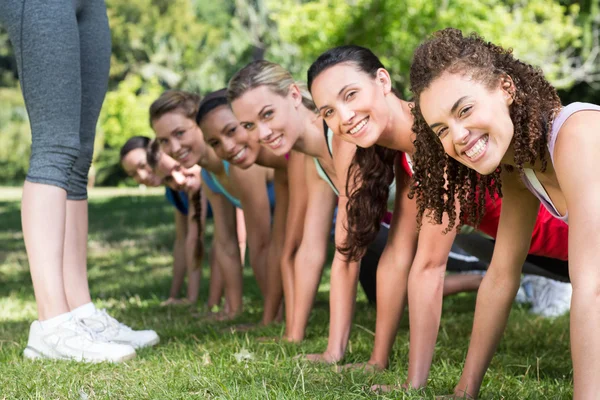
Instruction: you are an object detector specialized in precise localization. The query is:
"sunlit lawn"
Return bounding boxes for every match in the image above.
[0,189,573,399]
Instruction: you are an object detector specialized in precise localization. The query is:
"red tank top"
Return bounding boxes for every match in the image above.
[397,152,568,260]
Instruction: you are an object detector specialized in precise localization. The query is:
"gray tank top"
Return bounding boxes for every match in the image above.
[313,126,397,201]
[521,102,600,224]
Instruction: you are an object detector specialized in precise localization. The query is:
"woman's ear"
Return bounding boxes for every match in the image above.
[376,68,393,95]
[499,74,515,105]
[289,83,303,108]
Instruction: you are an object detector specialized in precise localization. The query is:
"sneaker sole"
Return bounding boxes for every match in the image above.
[23,346,136,363]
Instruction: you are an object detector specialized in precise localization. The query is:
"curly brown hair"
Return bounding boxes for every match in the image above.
[408,28,561,231]
[308,45,397,260]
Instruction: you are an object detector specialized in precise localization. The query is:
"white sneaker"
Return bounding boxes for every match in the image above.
[80,309,160,349]
[515,276,535,304]
[525,275,572,318]
[23,318,136,363]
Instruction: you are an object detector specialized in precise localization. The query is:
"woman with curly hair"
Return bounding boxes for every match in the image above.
[227,59,505,353]
[407,28,600,398]
[307,44,572,394]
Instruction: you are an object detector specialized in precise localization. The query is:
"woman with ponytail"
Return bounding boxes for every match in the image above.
[307,44,571,394]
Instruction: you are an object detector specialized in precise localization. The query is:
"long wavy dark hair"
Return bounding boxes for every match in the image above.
[408,28,561,231]
[308,45,397,261]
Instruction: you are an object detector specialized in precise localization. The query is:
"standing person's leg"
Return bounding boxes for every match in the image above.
[0,0,135,362]
[62,0,110,310]
[0,0,82,322]
[67,1,158,349]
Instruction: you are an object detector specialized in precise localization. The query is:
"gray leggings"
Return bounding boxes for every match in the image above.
[0,0,111,200]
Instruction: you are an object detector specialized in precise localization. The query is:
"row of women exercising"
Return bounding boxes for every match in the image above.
[119,29,594,398]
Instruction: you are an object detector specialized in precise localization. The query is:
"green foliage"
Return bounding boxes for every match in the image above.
[0,0,597,185]
[0,88,30,184]
[272,0,583,93]
[99,75,162,150]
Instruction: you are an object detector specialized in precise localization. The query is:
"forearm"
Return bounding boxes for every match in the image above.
[369,251,411,368]
[214,240,244,315]
[261,240,284,324]
[289,243,326,341]
[170,238,187,298]
[248,239,270,298]
[325,255,360,359]
[185,222,202,272]
[406,263,445,388]
[456,270,521,396]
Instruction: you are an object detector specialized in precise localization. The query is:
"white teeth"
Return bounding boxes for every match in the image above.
[349,117,368,135]
[269,136,283,148]
[232,147,246,162]
[178,151,189,160]
[465,136,488,159]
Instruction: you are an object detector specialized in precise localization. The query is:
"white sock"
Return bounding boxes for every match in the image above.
[70,302,97,319]
[39,311,73,331]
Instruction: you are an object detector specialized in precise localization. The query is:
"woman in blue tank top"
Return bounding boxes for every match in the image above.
[120,136,223,309]
[407,29,600,398]
[198,89,299,329]
[149,90,280,322]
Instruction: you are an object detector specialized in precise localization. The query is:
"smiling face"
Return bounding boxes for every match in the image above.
[154,151,201,194]
[121,148,163,187]
[311,63,393,148]
[419,72,514,175]
[230,85,302,156]
[200,105,260,169]
[151,111,205,168]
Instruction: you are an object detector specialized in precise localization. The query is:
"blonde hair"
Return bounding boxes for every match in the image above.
[227,60,317,113]
[149,90,201,126]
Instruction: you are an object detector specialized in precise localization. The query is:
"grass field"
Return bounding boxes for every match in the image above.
[0,190,573,399]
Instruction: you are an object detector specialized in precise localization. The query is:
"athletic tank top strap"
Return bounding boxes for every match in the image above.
[521,102,600,224]
[201,166,242,209]
[314,157,339,195]
[548,102,600,164]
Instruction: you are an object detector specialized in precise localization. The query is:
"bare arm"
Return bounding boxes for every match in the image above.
[553,111,600,398]
[306,138,362,361]
[261,168,289,324]
[280,151,308,336]
[367,160,419,369]
[184,193,203,303]
[288,157,337,342]
[204,182,244,316]
[232,164,273,300]
[454,168,539,398]
[405,207,458,387]
[166,209,188,302]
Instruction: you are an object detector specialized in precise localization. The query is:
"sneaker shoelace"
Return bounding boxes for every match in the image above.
[70,318,107,343]
[97,309,133,334]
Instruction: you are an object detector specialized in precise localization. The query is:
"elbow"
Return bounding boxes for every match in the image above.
[410,258,447,277]
[295,245,327,271]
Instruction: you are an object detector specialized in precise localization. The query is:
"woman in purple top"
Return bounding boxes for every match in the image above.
[407,28,600,399]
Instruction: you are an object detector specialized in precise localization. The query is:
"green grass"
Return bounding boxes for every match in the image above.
[0,192,573,399]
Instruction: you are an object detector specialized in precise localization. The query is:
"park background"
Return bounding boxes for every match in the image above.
[0,1,599,398]
[1,0,599,188]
